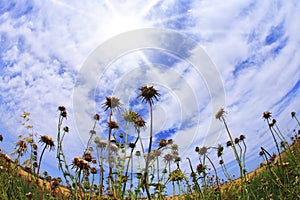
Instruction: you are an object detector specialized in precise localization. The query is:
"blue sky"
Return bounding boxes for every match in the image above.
[0,0,300,187]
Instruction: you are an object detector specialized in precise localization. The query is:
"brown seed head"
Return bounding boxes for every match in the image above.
[103,96,121,111]
[215,108,226,120]
[138,84,160,104]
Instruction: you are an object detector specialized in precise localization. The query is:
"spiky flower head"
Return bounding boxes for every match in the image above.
[39,135,55,151]
[108,121,119,129]
[83,153,92,162]
[138,84,160,104]
[123,110,139,123]
[103,96,121,111]
[72,156,90,171]
[158,139,167,148]
[263,111,272,120]
[215,108,226,120]
[134,117,146,128]
[169,169,186,182]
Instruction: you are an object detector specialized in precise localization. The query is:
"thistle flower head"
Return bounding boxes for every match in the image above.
[72,156,90,171]
[123,110,139,123]
[198,146,208,155]
[103,96,121,111]
[196,164,206,174]
[158,139,167,148]
[138,84,160,104]
[134,117,146,128]
[107,121,119,129]
[263,111,272,120]
[83,153,92,162]
[215,108,226,120]
[169,169,186,182]
[39,135,55,151]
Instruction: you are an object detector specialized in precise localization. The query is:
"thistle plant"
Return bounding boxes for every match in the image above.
[102,96,121,197]
[291,111,300,126]
[262,111,283,166]
[37,135,55,176]
[216,108,247,196]
[138,84,160,200]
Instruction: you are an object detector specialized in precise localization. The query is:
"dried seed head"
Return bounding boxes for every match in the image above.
[198,146,208,155]
[219,160,224,165]
[263,111,272,120]
[91,167,97,174]
[226,141,232,147]
[94,114,100,121]
[239,135,246,141]
[0,134,3,142]
[138,84,160,104]
[39,135,55,151]
[128,142,136,149]
[234,138,240,144]
[195,146,199,152]
[103,96,121,111]
[215,108,226,120]
[108,121,119,129]
[134,117,146,128]
[58,106,66,112]
[158,139,167,148]
[291,112,296,118]
[83,153,92,162]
